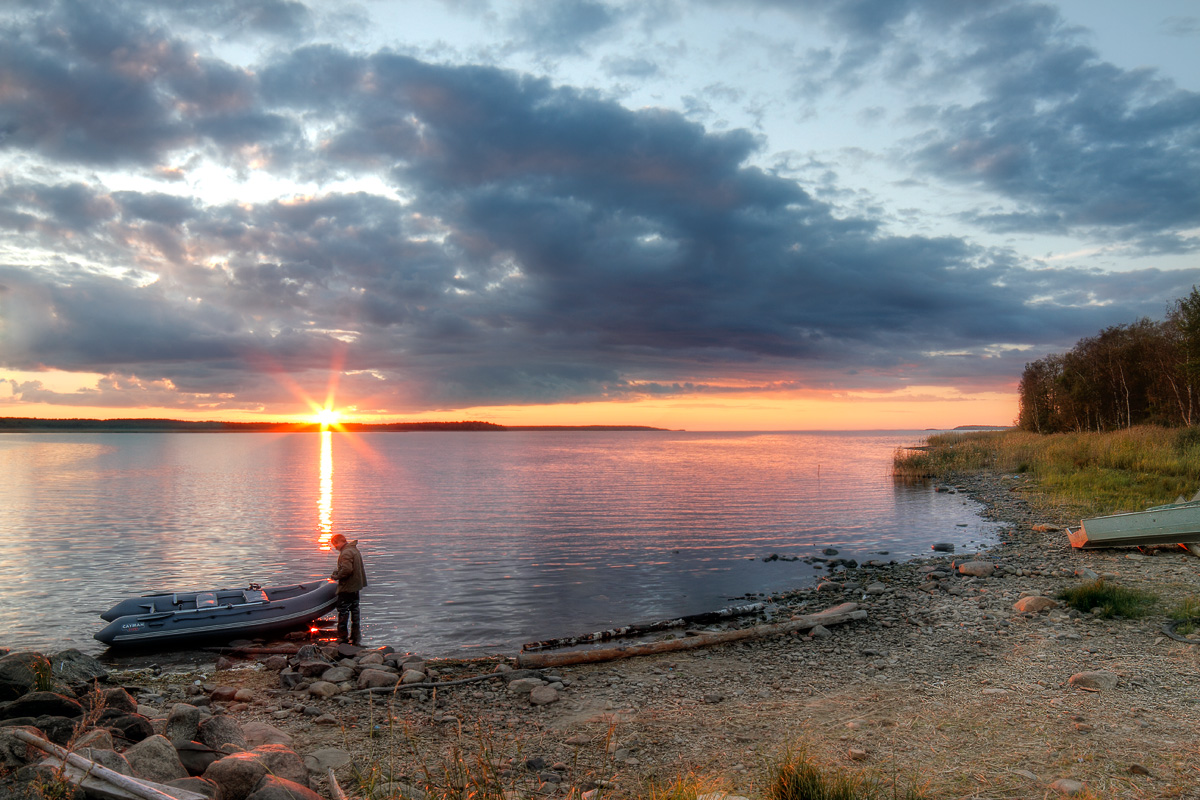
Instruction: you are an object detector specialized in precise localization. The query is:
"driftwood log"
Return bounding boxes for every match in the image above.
[521,602,766,652]
[13,729,204,800]
[516,602,867,668]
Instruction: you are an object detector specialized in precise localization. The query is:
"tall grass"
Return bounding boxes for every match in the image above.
[763,748,926,800]
[1057,580,1157,619]
[894,426,1200,516]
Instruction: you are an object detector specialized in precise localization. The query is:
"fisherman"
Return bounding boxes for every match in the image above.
[329,533,368,645]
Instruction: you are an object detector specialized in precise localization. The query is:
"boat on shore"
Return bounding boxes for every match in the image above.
[1067,500,1200,549]
[95,580,338,647]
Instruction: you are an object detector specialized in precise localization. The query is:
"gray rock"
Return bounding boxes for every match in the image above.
[125,734,188,783]
[398,669,426,685]
[251,744,307,785]
[1068,671,1119,691]
[242,720,292,749]
[89,687,137,714]
[103,713,155,743]
[0,691,83,720]
[319,666,355,684]
[0,725,47,768]
[0,653,42,702]
[302,747,352,774]
[247,775,321,800]
[204,751,269,800]
[1013,596,1057,613]
[307,681,340,698]
[175,740,223,777]
[199,715,247,751]
[167,777,224,800]
[74,728,114,750]
[1049,778,1087,795]
[358,669,399,689]
[295,660,332,679]
[506,678,545,696]
[50,650,109,689]
[957,561,995,577]
[75,746,132,776]
[166,703,202,743]
[529,686,559,706]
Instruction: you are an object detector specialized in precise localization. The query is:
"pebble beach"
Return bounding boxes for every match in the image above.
[4,469,1200,799]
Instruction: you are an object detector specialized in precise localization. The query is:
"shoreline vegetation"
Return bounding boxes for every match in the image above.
[0,418,671,433]
[7,427,1200,800]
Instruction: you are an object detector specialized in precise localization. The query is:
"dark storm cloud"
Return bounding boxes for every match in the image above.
[0,0,300,168]
[2,0,1199,414]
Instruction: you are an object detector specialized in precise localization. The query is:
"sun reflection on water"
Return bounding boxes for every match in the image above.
[318,430,333,549]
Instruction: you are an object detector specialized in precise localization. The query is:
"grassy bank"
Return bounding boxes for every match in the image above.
[893,426,1200,518]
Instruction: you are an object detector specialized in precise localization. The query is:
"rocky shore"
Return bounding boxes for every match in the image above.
[4,470,1200,799]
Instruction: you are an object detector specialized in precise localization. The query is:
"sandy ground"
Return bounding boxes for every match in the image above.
[103,471,1200,799]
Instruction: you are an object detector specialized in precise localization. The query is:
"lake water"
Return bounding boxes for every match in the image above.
[0,430,1001,656]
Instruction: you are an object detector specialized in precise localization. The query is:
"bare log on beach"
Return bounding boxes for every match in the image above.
[13,729,205,800]
[521,602,767,652]
[516,602,867,668]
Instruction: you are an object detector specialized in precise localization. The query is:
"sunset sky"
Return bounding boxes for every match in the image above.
[2,0,1198,430]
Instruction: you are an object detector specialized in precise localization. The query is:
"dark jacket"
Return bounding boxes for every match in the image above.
[331,540,367,593]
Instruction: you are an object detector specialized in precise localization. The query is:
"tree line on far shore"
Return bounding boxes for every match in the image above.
[1018,287,1200,433]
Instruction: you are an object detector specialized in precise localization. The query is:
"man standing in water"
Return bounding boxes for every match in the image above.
[329,534,367,645]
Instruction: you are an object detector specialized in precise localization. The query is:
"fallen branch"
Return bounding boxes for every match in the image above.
[349,671,508,695]
[13,729,204,800]
[516,602,867,668]
[521,602,766,652]
[328,768,349,800]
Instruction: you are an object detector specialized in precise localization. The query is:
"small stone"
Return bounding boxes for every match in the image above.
[1068,671,1119,691]
[1049,778,1087,795]
[932,543,955,552]
[847,748,868,761]
[1013,596,1057,613]
[308,680,341,697]
[529,686,559,706]
[1127,764,1151,776]
[957,561,995,577]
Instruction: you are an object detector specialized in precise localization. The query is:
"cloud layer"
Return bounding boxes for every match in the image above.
[2,0,1198,416]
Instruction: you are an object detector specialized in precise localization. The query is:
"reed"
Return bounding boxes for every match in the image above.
[894,426,1200,517]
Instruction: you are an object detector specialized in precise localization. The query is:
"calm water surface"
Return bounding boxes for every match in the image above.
[0,431,1002,656]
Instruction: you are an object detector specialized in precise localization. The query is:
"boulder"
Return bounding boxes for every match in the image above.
[242,720,293,749]
[295,660,332,679]
[357,670,398,690]
[0,652,43,701]
[199,715,247,751]
[319,666,355,684]
[302,747,352,774]
[166,703,202,743]
[75,728,114,750]
[0,725,44,768]
[175,740,223,777]
[76,746,133,776]
[0,691,83,720]
[49,649,109,688]
[398,669,426,685]
[125,734,188,783]
[1013,596,1058,613]
[247,775,322,800]
[168,776,225,800]
[104,713,155,743]
[251,744,307,785]
[37,715,83,745]
[88,687,137,714]
[204,751,268,800]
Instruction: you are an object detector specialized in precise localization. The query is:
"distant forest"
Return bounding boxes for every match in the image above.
[0,419,668,433]
[1018,286,1200,433]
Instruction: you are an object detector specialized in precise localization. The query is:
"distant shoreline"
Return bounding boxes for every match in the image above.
[0,417,671,433]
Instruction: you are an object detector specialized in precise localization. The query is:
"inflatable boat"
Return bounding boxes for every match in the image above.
[95,580,339,647]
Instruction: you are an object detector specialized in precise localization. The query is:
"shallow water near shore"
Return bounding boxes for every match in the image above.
[1,430,1001,657]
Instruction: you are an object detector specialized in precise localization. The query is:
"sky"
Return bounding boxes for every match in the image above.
[1,0,1198,430]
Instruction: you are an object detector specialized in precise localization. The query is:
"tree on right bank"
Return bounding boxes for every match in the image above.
[1019,286,1200,433]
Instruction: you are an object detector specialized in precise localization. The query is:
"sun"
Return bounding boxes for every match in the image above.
[313,407,341,427]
